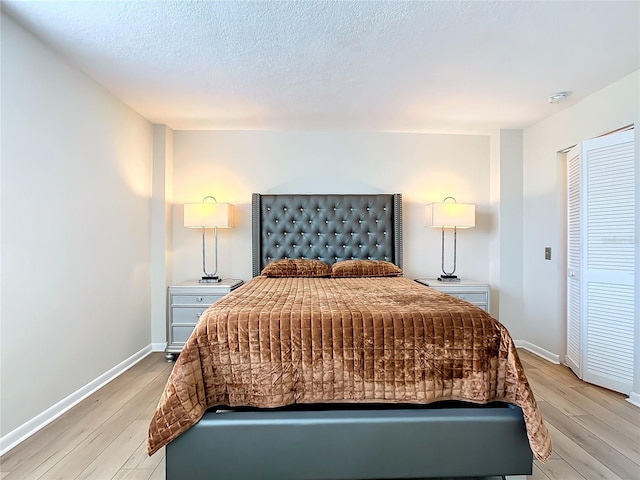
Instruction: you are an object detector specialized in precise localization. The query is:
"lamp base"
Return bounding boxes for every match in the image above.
[199,276,221,283]
[437,275,460,282]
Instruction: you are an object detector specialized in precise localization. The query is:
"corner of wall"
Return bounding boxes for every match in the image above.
[150,125,175,345]
[497,129,525,339]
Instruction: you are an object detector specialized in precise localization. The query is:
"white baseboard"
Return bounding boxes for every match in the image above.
[515,340,560,364]
[151,342,167,352]
[0,344,152,456]
[626,391,640,408]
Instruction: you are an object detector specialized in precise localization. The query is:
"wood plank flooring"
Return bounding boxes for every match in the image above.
[519,351,640,480]
[1,350,638,479]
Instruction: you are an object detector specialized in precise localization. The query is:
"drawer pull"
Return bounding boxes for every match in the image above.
[196,297,203,302]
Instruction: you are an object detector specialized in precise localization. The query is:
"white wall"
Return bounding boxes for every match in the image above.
[150,125,174,346]
[170,131,491,285]
[497,130,525,338]
[0,13,153,438]
[522,71,639,363]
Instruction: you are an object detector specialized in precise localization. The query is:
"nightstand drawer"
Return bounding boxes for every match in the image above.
[171,294,224,305]
[448,292,487,303]
[172,307,208,324]
[172,325,195,344]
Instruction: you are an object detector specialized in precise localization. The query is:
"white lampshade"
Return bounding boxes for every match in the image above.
[184,202,234,228]
[425,202,475,229]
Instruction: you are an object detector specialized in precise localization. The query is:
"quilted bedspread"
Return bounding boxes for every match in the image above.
[147,276,551,461]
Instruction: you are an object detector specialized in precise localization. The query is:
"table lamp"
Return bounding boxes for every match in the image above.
[183,196,234,283]
[425,197,475,282]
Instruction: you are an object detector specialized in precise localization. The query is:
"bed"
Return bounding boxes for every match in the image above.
[149,193,551,479]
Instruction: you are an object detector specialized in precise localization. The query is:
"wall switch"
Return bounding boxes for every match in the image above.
[545,247,551,260]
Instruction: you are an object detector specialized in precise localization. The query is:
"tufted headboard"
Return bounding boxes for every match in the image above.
[252,193,403,277]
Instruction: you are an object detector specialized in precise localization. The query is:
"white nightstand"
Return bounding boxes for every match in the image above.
[415,278,490,312]
[165,279,243,361]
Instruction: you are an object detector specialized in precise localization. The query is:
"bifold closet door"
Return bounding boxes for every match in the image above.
[566,147,581,378]
[580,129,635,394]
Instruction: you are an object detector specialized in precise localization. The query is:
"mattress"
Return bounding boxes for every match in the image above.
[147,276,551,461]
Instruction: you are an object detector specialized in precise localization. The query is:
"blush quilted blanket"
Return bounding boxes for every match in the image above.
[147,276,551,461]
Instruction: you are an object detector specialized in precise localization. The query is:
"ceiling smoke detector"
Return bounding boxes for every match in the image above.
[548,91,572,104]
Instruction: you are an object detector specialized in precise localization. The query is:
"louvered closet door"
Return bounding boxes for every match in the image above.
[581,129,635,394]
[566,147,581,378]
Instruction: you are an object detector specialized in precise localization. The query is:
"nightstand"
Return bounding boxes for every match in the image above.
[415,278,490,312]
[165,279,243,361]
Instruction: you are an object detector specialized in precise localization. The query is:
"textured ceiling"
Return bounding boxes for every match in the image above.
[3,0,639,134]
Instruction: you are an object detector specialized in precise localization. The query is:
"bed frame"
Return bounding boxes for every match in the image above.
[165,193,533,479]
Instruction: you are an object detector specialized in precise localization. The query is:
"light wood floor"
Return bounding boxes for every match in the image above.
[1,350,638,479]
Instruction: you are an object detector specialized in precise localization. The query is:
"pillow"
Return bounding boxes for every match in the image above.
[331,260,403,278]
[260,259,331,277]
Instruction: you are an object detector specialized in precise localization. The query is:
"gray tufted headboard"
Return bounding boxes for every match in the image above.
[252,193,403,277]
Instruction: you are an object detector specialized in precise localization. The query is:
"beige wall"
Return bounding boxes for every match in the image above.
[1,13,153,438]
[169,130,491,285]
[522,70,639,374]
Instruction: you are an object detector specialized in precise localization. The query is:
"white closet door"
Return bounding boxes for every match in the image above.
[581,129,635,394]
[566,147,581,377]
